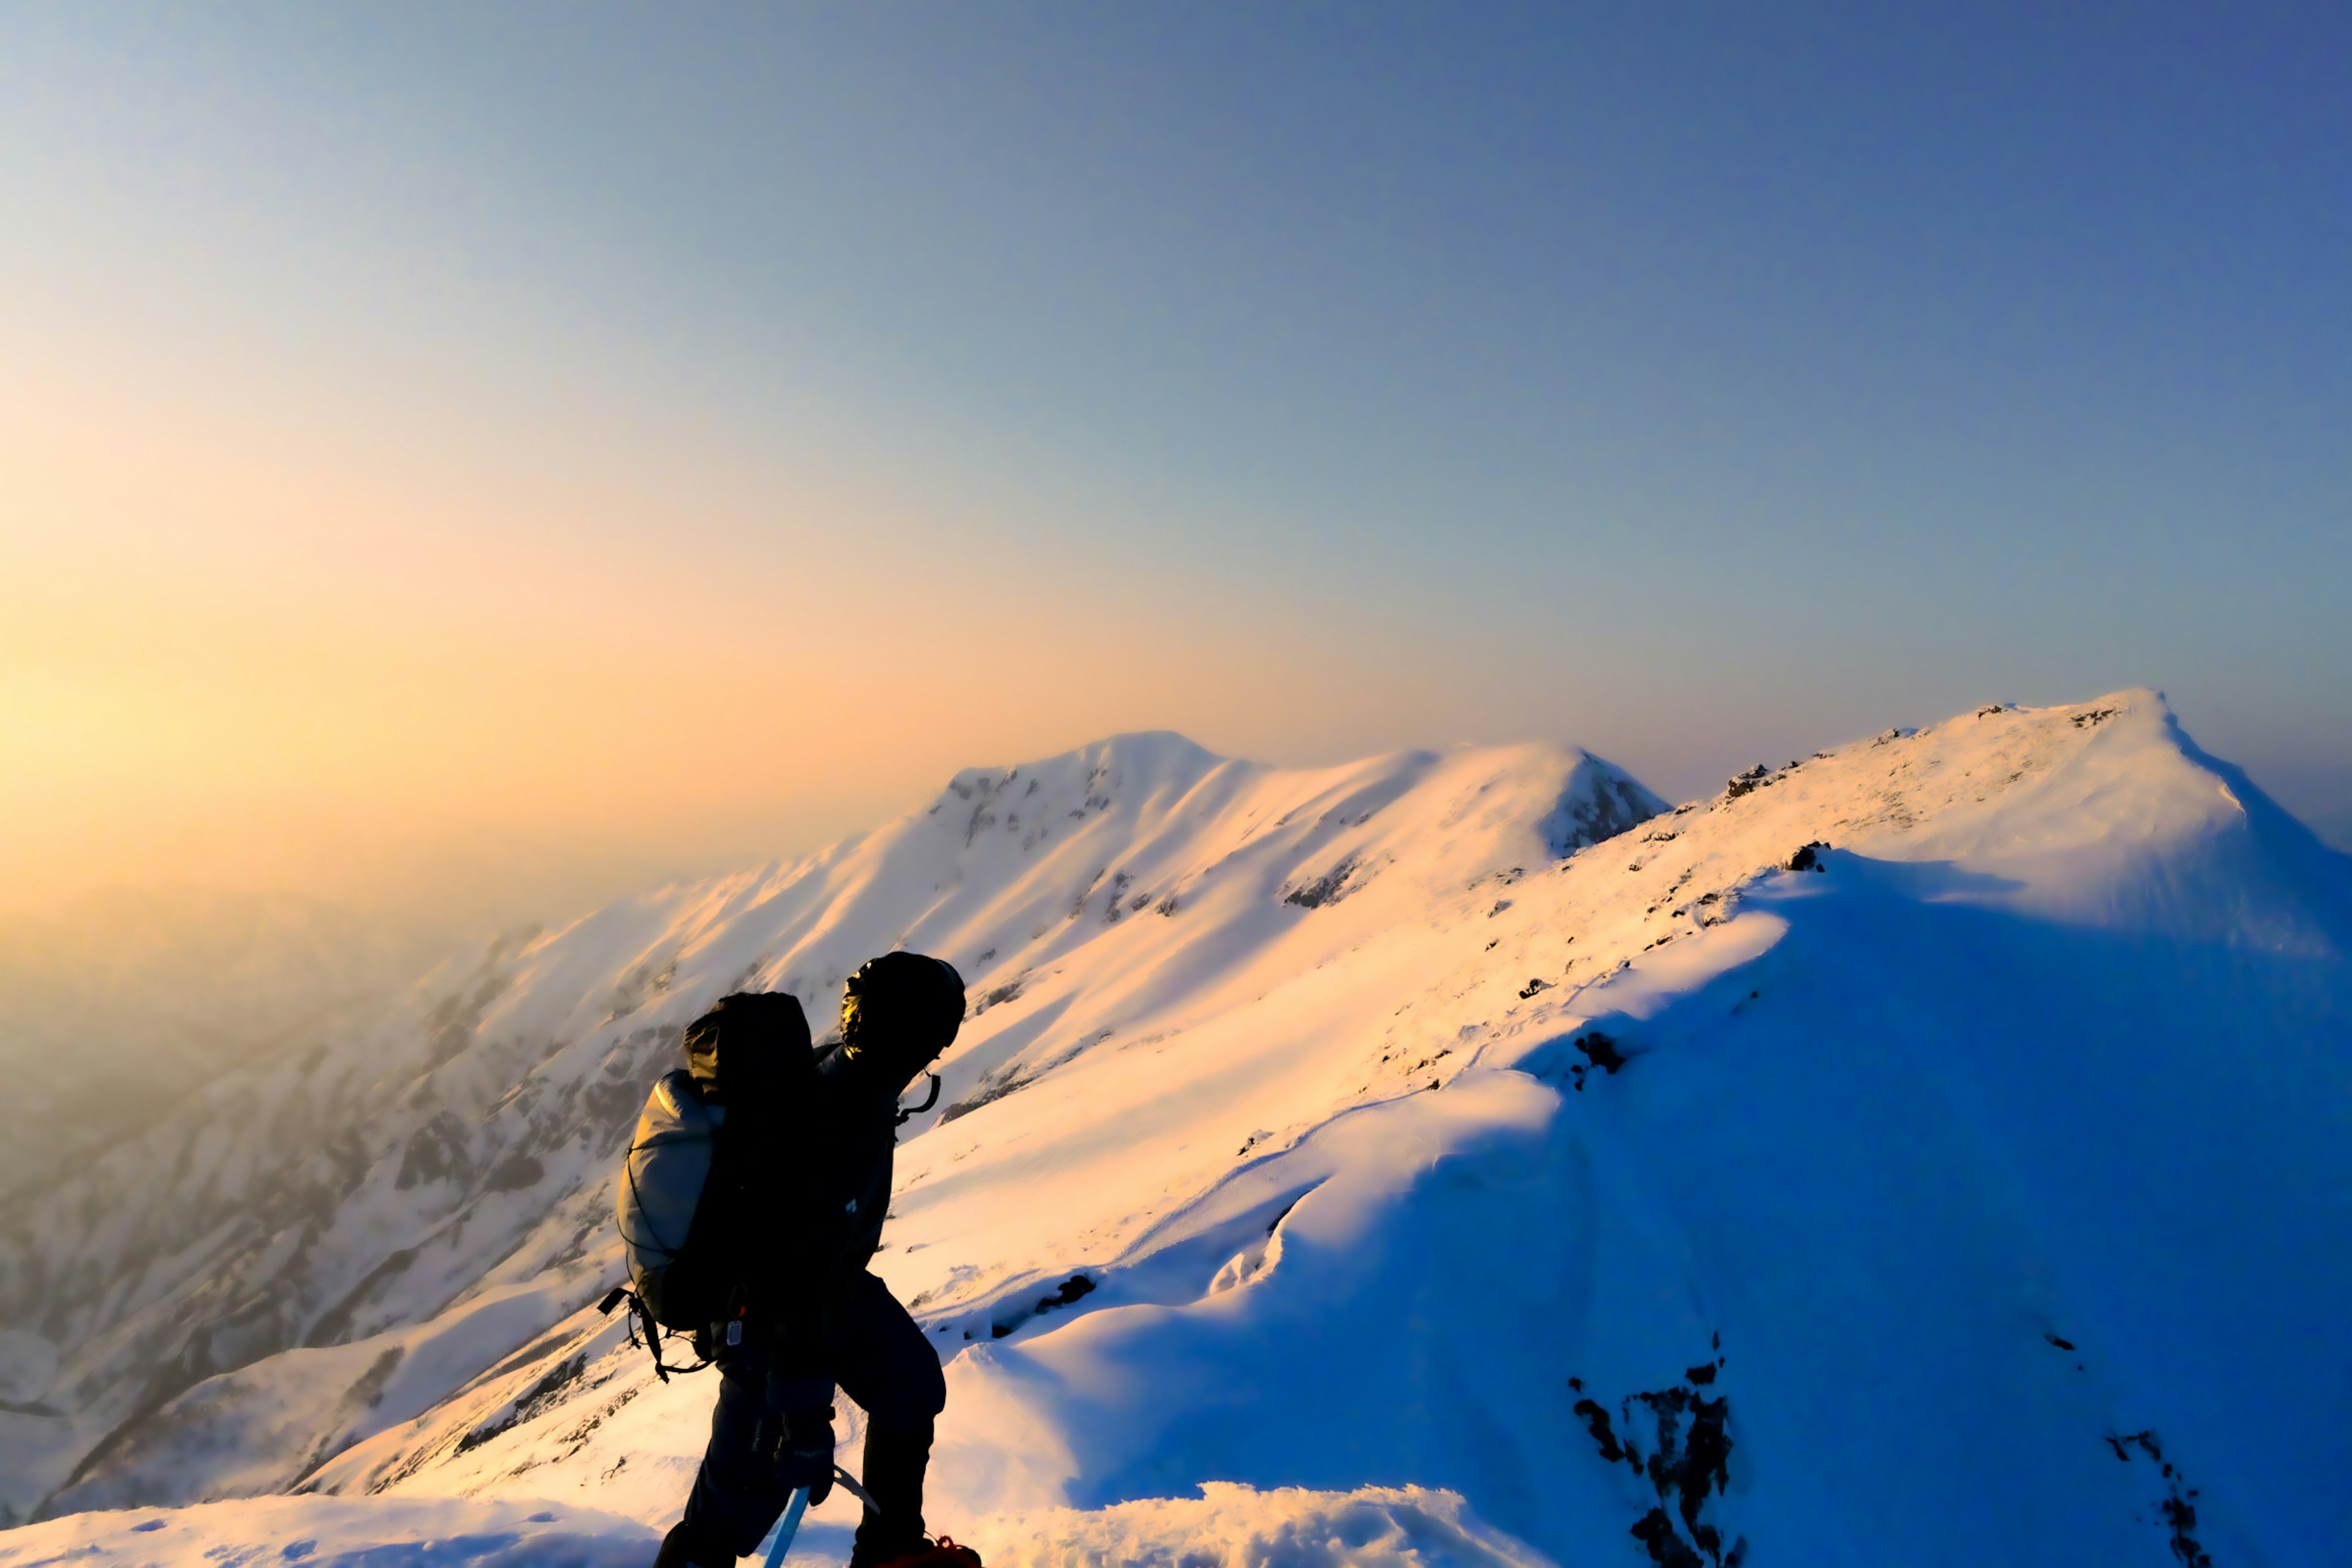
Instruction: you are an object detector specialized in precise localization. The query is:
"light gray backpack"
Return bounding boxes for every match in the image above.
[601,1067,728,1376]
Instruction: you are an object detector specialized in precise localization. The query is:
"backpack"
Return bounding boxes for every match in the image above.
[616,1069,731,1322]
[601,992,819,1378]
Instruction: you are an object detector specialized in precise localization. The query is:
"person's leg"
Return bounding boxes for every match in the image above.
[825,1273,948,1567]
[675,1333,809,1562]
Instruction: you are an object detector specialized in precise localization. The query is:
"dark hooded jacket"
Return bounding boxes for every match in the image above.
[804,1041,908,1291]
[801,952,965,1297]
[678,962,962,1330]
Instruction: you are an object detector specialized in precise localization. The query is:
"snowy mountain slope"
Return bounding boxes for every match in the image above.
[2,734,1660,1522]
[918,696,2352,1564]
[0,1483,1550,1568]
[320,693,2348,1567]
[0,888,434,1200]
[11,693,2350,1567]
[0,1493,656,1568]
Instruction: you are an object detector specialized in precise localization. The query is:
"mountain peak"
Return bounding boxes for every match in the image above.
[12,694,2349,1566]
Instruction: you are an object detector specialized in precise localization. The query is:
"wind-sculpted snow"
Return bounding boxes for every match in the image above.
[0,1485,1548,1568]
[1,732,1659,1522]
[0,1494,656,1568]
[966,1483,1556,1568]
[7,695,2350,1567]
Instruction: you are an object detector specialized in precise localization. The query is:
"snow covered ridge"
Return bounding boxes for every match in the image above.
[7,692,2351,1566]
[0,1495,657,1568]
[0,733,1659,1521]
[0,1485,1545,1568]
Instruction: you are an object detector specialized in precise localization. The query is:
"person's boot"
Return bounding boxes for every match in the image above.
[653,1521,734,1568]
[846,1417,934,1568]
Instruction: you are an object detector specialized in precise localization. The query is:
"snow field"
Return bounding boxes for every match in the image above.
[0,1486,1554,1568]
[965,1483,1556,1568]
[0,1496,655,1568]
[9,693,2348,1566]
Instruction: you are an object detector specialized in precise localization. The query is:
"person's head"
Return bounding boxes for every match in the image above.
[839,952,965,1089]
[681,990,812,1101]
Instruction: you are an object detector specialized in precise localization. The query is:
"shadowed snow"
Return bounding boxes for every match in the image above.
[9,693,2348,1566]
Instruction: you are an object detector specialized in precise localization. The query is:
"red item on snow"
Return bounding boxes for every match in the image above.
[867,1539,982,1568]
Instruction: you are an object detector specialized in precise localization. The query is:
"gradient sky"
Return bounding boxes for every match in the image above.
[4,3,2347,929]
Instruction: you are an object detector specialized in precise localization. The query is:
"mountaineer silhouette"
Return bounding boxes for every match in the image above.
[612,956,973,1568]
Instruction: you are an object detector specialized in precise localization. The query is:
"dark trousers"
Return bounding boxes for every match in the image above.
[681,1271,948,1561]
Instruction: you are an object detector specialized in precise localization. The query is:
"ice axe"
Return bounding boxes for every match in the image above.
[757,1465,881,1567]
[758,1488,810,1568]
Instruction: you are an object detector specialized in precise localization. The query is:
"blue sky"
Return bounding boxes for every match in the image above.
[2,3,2346,918]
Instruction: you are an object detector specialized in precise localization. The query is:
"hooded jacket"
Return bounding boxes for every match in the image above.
[676,967,959,1332]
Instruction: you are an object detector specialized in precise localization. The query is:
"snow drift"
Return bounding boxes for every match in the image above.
[4,692,2347,1567]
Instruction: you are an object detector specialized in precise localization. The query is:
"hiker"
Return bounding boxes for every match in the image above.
[636,954,967,1568]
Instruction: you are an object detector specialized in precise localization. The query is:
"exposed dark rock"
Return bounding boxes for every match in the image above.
[1541,774,1662,856]
[1283,859,1361,910]
[394,1114,470,1191]
[1575,1355,1744,1567]
[1576,1032,1627,1074]
[1574,1397,1626,1463]
[2106,1430,2211,1567]
[971,978,1025,1016]
[454,1348,587,1456]
[1033,1274,1096,1316]
[1630,1509,1704,1567]
[938,1069,1035,1125]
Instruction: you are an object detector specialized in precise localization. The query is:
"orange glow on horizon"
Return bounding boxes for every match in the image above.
[0,347,1466,924]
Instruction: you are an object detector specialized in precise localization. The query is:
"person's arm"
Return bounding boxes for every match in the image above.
[811,1044,897,1273]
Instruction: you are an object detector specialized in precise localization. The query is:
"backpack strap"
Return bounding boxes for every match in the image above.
[896,1072,942,1126]
[597,1284,714,1382]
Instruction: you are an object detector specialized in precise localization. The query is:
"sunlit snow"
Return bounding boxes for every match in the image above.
[5,693,2346,1566]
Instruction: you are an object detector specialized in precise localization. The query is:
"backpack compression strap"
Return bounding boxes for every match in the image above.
[597,1285,714,1382]
[897,1072,942,1126]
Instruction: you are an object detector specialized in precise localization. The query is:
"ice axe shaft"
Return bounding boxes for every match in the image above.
[760,1487,809,1568]
[753,1466,876,1567]
[751,1464,878,1567]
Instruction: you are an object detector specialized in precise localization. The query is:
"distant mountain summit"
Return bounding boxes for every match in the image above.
[7,695,2348,1566]
[2,729,1662,1523]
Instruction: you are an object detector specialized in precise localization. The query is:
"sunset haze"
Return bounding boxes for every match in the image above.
[4,4,2347,933]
